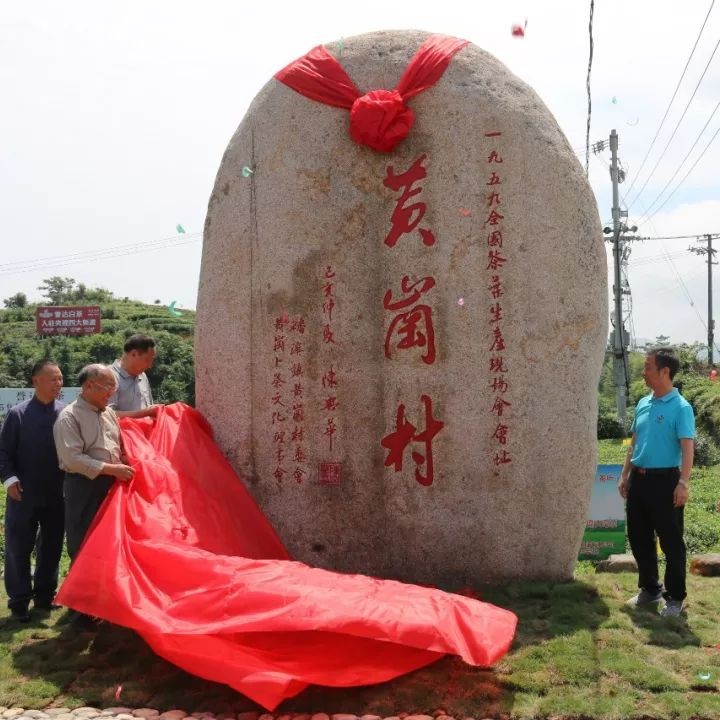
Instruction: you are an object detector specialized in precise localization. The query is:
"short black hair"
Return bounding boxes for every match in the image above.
[647,346,680,380]
[124,334,156,353]
[30,359,59,379]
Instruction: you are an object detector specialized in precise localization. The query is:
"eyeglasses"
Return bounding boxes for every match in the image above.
[92,381,116,393]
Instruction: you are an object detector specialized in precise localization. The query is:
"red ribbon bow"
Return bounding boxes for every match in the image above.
[275,34,469,153]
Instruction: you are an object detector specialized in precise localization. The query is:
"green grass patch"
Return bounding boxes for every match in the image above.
[1,455,720,717]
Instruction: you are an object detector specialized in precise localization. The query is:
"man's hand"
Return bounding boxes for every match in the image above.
[106,463,135,482]
[142,405,163,418]
[6,482,22,502]
[618,475,629,499]
[673,482,689,508]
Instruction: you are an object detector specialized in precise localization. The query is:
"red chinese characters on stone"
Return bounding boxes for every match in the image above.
[484,134,512,466]
[491,396,512,416]
[381,395,444,486]
[383,154,435,248]
[318,462,342,486]
[323,324,336,344]
[322,367,338,389]
[487,150,503,164]
[383,275,437,365]
[324,417,337,451]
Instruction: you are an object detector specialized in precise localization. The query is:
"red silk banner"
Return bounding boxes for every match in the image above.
[275,34,469,152]
[56,404,516,710]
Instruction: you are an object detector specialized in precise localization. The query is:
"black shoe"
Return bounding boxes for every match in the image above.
[10,608,30,623]
[34,600,62,611]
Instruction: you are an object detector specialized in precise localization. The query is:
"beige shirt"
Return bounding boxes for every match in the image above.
[53,396,122,479]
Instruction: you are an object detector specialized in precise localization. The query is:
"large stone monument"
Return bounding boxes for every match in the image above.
[195,30,607,584]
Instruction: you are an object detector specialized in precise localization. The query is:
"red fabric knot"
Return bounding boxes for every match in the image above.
[349,89,415,153]
[275,34,470,153]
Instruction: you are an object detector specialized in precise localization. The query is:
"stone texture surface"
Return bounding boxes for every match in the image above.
[196,30,607,583]
[690,553,720,576]
[596,553,638,573]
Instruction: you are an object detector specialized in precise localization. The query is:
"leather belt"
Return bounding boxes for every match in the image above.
[633,466,678,475]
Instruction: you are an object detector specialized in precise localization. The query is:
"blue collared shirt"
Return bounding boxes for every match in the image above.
[0,396,65,505]
[630,388,695,468]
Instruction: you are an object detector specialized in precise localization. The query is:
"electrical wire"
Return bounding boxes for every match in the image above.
[585,0,594,176]
[638,121,720,227]
[628,32,720,210]
[0,234,201,276]
[623,0,716,202]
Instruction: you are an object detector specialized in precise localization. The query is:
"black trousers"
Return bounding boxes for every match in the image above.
[64,472,114,562]
[4,497,65,611]
[626,468,686,601]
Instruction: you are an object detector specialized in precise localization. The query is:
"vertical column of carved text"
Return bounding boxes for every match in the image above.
[484,132,512,467]
[380,154,445,487]
[318,265,341,485]
[270,314,289,484]
[287,315,308,483]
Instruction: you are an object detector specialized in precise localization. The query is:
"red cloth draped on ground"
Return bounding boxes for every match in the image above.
[275,34,469,152]
[56,403,517,710]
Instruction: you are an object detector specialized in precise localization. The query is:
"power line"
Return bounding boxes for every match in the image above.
[636,100,720,222]
[585,0,595,176]
[638,122,720,227]
[0,233,202,276]
[628,31,720,210]
[623,0,716,203]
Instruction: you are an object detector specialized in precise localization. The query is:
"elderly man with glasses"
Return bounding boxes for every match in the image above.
[53,364,134,569]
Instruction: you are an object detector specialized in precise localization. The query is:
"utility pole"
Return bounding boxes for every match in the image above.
[609,129,629,427]
[689,233,717,365]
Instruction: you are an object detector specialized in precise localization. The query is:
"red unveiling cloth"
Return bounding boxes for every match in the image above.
[275,34,469,152]
[56,403,517,710]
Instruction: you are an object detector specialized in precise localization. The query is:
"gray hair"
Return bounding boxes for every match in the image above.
[77,363,110,386]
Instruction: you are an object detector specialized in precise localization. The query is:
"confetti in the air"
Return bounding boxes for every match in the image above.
[241,166,254,178]
[176,224,186,234]
[511,20,527,37]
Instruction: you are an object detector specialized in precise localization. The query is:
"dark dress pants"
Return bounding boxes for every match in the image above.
[4,497,65,611]
[626,469,686,601]
[64,472,114,561]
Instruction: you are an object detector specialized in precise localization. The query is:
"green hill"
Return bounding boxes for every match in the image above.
[0,280,195,404]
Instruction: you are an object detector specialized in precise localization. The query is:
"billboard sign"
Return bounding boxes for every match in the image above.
[36,306,101,335]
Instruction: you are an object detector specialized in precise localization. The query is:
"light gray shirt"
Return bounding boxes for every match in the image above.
[53,397,122,479]
[108,359,153,412]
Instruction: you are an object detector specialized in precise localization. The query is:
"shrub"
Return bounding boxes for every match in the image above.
[694,430,720,467]
[598,412,625,439]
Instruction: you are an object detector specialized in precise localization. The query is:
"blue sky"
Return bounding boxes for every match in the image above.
[1,1,718,343]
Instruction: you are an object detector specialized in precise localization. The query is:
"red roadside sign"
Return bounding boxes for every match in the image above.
[35,306,101,335]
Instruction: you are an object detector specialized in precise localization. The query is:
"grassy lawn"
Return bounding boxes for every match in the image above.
[0,441,718,719]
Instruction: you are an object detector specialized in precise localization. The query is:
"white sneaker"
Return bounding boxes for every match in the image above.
[627,589,663,607]
[660,599,685,617]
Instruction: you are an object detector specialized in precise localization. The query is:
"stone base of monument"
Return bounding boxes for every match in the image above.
[690,554,720,576]
[596,554,638,573]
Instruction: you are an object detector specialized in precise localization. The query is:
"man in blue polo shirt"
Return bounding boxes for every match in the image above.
[618,346,695,617]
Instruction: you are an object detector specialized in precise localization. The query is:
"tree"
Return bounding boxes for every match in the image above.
[38,277,76,305]
[3,292,27,309]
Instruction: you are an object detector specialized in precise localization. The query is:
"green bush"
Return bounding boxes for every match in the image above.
[694,430,720,467]
[598,412,626,439]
